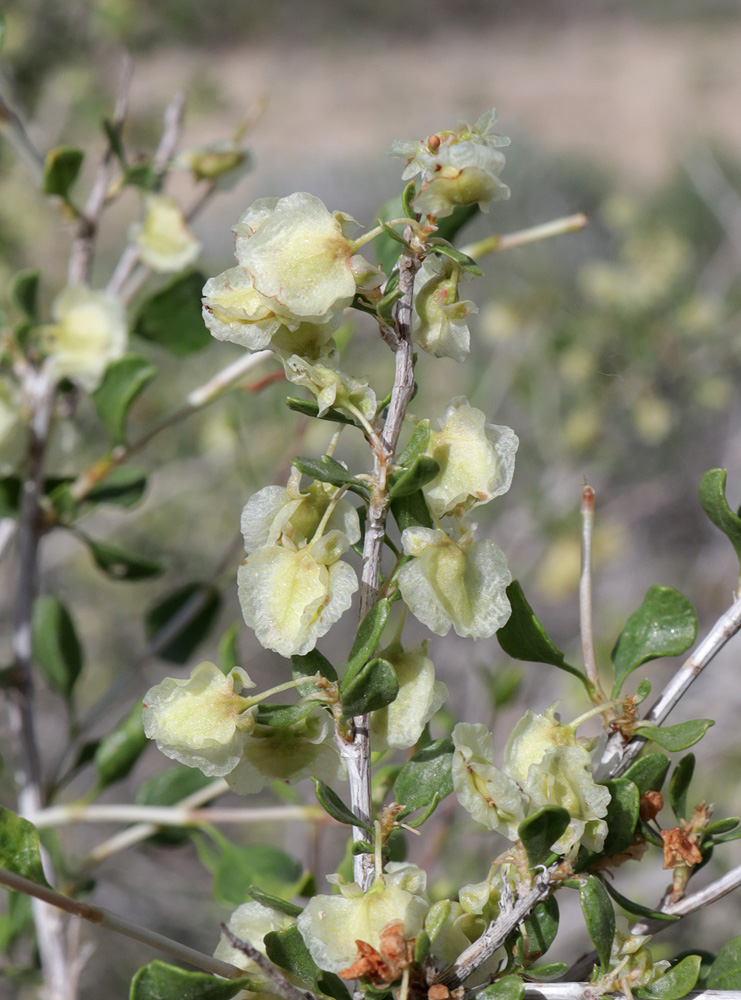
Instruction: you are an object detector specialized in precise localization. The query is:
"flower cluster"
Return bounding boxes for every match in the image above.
[398,397,517,640]
[452,705,610,855]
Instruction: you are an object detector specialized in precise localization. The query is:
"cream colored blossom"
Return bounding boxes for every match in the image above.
[297,869,429,975]
[413,256,477,362]
[234,193,372,323]
[142,662,256,776]
[130,194,201,273]
[283,355,376,425]
[423,397,518,519]
[451,723,525,838]
[238,529,358,656]
[592,918,670,1000]
[369,642,447,750]
[241,467,360,554]
[398,524,512,639]
[215,900,297,999]
[226,711,346,795]
[41,286,127,391]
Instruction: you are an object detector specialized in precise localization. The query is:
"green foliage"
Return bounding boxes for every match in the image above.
[135,766,212,845]
[144,582,222,664]
[426,239,483,275]
[0,808,51,888]
[195,832,311,906]
[340,656,399,717]
[79,533,165,580]
[291,455,368,495]
[496,580,585,682]
[476,977,525,1000]
[313,778,371,831]
[42,146,84,199]
[31,594,83,699]
[668,754,695,820]
[129,961,254,1000]
[598,777,640,856]
[245,885,303,917]
[622,752,671,795]
[389,487,434,531]
[635,719,714,752]
[264,924,352,1000]
[707,937,741,989]
[635,955,702,1000]
[92,354,157,445]
[602,880,679,923]
[610,586,697,697]
[84,467,149,508]
[578,876,615,971]
[343,599,390,681]
[134,272,211,355]
[699,469,741,576]
[387,456,439,499]
[514,895,559,966]
[94,699,148,790]
[9,269,40,319]
[518,806,570,867]
[291,648,338,695]
[394,736,453,823]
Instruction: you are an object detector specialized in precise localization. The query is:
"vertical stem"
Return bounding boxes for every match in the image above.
[342,234,420,890]
[579,482,604,701]
[8,371,74,1000]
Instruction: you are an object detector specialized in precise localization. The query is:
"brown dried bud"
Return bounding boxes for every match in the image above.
[429,987,450,1000]
[661,826,703,870]
[640,790,664,823]
[427,134,442,152]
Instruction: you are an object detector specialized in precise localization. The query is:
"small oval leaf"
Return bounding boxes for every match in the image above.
[610,586,697,697]
[92,354,157,445]
[699,469,741,573]
[134,272,211,356]
[394,737,454,821]
[635,719,714,752]
[344,599,390,683]
[340,656,399,718]
[476,976,525,1000]
[43,146,84,199]
[707,937,741,990]
[518,806,570,867]
[31,595,83,698]
[313,778,372,831]
[635,955,701,1000]
[145,582,221,664]
[129,961,252,1000]
[579,875,615,971]
[669,754,695,821]
[622,753,671,796]
[0,808,51,888]
[94,699,148,789]
[497,581,585,682]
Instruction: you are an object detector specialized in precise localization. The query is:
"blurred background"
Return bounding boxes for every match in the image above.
[3,1,741,996]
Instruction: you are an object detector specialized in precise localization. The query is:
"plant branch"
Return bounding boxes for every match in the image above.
[598,590,741,778]
[30,801,329,831]
[220,925,317,1000]
[0,91,44,185]
[67,54,133,287]
[435,863,563,989]
[338,230,421,892]
[0,867,243,980]
[579,482,603,700]
[460,213,588,260]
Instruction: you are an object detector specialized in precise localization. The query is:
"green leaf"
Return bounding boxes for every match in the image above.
[286,397,357,427]
[622,752,670,796]
[635,719,714,752]
[707,937,741,990]
[123,162,158,190]
[217,624,240,675]
[396,421,430,469]
[518,806,570,867]
[343,599,390,686]
[9,269,40,319]
[31,595,83,699]
[94,699,147,790]
[602,879,679,923]
[699,469,741,573]
[81,534,164,580]
[255,702,317,727]
[43,146,84,199]
[379,218,411,248]
[514,895,559,965]
[210,841,309,907]
[635,955,701,1000]
[610,585,697,697]
[245,885,303,917]
[476,976,525,1000]
[388,456,440,499]
[85,467,148,509]
[600,778,641,856]
[394,737,454,821]
[129,961,253,1000]
[427,240,483,275]
[340,656,399,717]
[0,13,5,54]
[579,875,615,970]
[291,455,367,494]
[523,963,568,981]
[291,649,338,696]
[145,582,222,664]
[390,489,433,531]
[102,118,126,163]
[635,678,652,703]
[134,272,211,356]
[313,778,371,831]
[92,354,157,445]
[135,766,212,845]
[0,808,51,888]
[401,180,416,219]
[264,924,352,1000]
[669,754,695,821]
[496,581,584,681]
[434,204,479,243]
[705,816,740,837]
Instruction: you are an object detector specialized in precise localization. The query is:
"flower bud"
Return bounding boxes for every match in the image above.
[283,355,376,424]
[413,256,477,362]
[451,722,525,838]
[130,194,201,273]
[40,286,127,391]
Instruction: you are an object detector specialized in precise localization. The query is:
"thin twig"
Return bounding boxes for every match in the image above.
[0,867,243,980]
[579,483,602,699]
[435,863,562,989]
[337,230,421,892]
[220,925,317,1000]
[67,54,133,287]
[520,988,736,1000]
[598,590,741,778]
[29,802,329,830]
[461,213,589,261]
[0,91,44,184]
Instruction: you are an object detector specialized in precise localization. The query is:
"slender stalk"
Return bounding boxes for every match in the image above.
[461,213,588,260]
[67,54,133,287]
[28,802,329,830]
[338,231,421,891]
[579,483,605,702]
[518,989,735,1000]
[0,868,243,980]
[0,91,44,184]
[220,925,317,1000]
